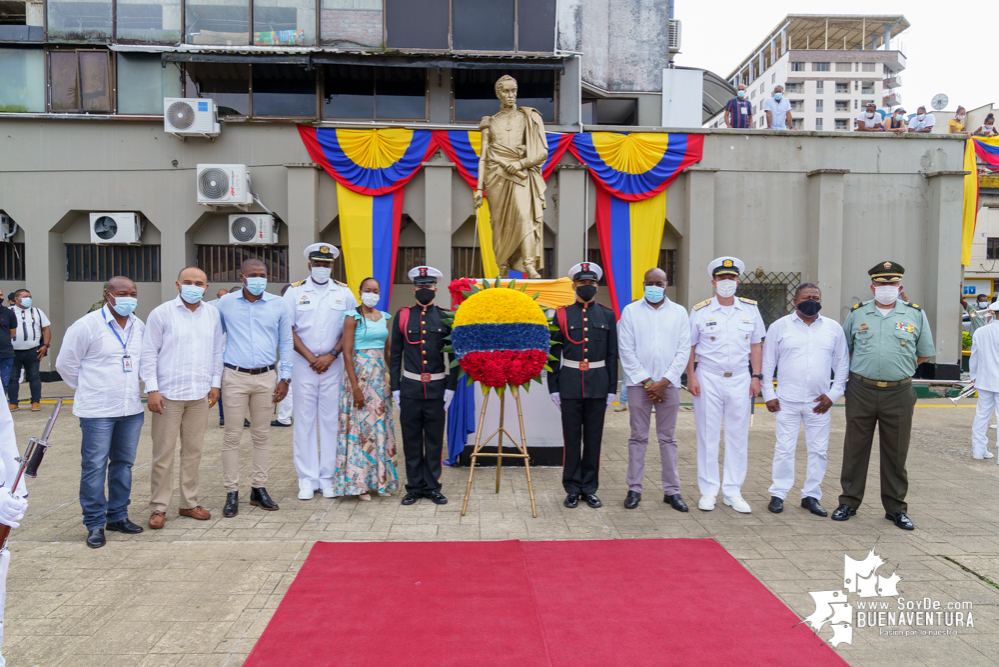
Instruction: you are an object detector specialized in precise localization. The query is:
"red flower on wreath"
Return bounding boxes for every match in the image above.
[460,350,548,388]
[448,278,476,310]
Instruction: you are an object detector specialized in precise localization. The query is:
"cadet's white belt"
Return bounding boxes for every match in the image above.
[696,366,746,377]
[562,359,605,370]
[403,370,446,382]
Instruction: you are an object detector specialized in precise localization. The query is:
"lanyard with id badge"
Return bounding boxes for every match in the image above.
[108,320,134,372]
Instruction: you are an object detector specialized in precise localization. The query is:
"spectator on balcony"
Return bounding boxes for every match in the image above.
[764,85,794,130]
[855,103,884,132]
[724,84,753,129]
[972,113,998,137]
[885,107,908,135]
[948,106,967,134]
[907,106,935,133]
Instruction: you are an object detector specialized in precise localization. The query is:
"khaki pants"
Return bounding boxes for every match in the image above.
[221,368,275,492]
[150,396,210,512]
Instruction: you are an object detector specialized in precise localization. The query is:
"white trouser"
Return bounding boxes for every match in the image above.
[693,370,750,498]
[768,400,830,501]
[292,354,344,490]
[0,547,8,666]
[972,388,998,457]
[276,382,293,424]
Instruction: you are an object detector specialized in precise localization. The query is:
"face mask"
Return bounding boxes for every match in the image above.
[18,298,31,308]
[180,285,205,304]
[737,90,746,99]
[979,301,989,309]
[110,296,137,316]
[866,112,875,119]
[360,292,380,308]
[987,124,995,130]
[874,285,900,305]
[576,285,598,302]
[796,299,822,317]
[244,277,267,296]
[895,113,903,119]
[957,115,965,121]
[917,113,925,121]
[644,286,665,303]
[714,280,737,298]
[774,93,783,101]
[311,266,331,283]
[415,288,435,305]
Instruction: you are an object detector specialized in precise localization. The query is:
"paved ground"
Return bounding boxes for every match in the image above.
[4,382,999,666]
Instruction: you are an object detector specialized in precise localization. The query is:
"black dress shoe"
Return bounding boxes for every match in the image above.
[583,493,602,508]
[223,491,239,517]
[219,418,225,427]
[401,493,419,505]
[831,504,856,521]
[801,497,828,517]
[664,494,689,512]
[886,512,914,531]
[105,518,144,534]
[427,491,448,505]
[250,487,279,510]
[86,528,105,549]
[624,491,641,509]
[564,493,579,509]
[270,420,291,427]
[244,419,251,428]
[767,496,784,513]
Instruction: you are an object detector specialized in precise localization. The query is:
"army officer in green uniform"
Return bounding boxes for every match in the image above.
[832,261,934,531]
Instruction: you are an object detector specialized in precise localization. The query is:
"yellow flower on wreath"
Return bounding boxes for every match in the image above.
[453,287,548,327]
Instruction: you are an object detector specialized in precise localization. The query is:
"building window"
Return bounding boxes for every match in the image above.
[196,244,287,283]
[323,65,426,120]
[862,62,876,72]
[815,118,823,131]
[395,247,427,282]
[66,244,161,282]
[791,118,803,130]
[861,82,875,95]
[453,68,555,123]
[785,82,802,93]
[835,62,851,72]
[789,100,803,112]
[834,118,849,130]
[750,90,756,100]
[861,99,874,108]
[185,0,250,45]
[383,0,554,53]
[815,81,824,93]
[116,54,182,114]
[185,62,250,116]
[0,48,44,113]
[759,83,764,94]
[49,49,111,112]
[812,62,830,72]
[835,100,850,112]
[321,0,383,48]
[47,0,112,42]
[771,73,775,83]
[453,0,514,51]
[791,62,804,72]
[255,0,316,45]
[988,238,999,260]
[581,98,637,125]
[0,243,26,281]
[815,99,824,112]
[117,0,181,44]
[253,64,317,117]
[835,82,849,94]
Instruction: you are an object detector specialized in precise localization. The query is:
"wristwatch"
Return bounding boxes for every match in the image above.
[331,350,340,358]
[752,374,763,380]
[282,377,292,385]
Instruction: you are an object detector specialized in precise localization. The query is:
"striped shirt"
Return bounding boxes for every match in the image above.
[725,98,753,129]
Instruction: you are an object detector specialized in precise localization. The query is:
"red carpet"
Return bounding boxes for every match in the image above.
[246,539,847,667]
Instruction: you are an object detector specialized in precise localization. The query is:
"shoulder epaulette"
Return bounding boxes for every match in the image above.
[291,279,306,287]
[738,297,757,305]
[692,299,711,311]
[335,280,348,287]
[906,302,921,310]
[852,299,870,311]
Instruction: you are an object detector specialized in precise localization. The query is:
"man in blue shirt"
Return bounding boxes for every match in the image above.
[215,258,293,518]
[724,84,753,129]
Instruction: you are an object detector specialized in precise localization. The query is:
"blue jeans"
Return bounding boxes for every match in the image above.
[79,413,144,529]
[0,358,12,402]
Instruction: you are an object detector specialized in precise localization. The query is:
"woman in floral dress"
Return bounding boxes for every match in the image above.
[332,277,399,500]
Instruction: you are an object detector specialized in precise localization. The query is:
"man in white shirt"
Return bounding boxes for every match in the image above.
[0,401,28,667]
[969,301,999,460]
[764,85,794,130]
[855,103,884,132]
[907,106,936,133]
[761,284,849,516]
[139,267,223,529]
[618,268,691,511]
[55,276,145,549]
[7,289,51,413]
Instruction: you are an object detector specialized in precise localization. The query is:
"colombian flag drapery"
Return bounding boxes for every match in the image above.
[973,136,999,171]
[961,137,999,266]
[298,126,437,309]
[434,131,573,278]
[569,132,703,316]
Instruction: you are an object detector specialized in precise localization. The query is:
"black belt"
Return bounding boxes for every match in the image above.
[850,373,912,388]
[225,363,276,375]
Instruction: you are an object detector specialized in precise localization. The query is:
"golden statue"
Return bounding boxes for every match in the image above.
[473,75,548,279]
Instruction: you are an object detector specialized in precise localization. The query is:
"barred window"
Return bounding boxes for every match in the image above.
[0,243,25,281]
[394,247,426,283]
[195,244,288,284]
[587,249,674,286]
[987,238,999,260]
[451,247,554,279]
[66,244,161,281]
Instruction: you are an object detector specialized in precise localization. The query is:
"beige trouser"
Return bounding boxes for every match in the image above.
[221,367,275,492]
[150,396,210,512]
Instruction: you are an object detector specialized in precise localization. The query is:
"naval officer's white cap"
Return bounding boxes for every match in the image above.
[568,261,603,282]
[409,266,444,285]
[707,256,744,280]
[304,243,340,260]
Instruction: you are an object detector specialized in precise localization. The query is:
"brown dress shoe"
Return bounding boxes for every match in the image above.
[179,506,211,520]
[148,511,166,529]
[31,402,41,411]
[7,404,17,412]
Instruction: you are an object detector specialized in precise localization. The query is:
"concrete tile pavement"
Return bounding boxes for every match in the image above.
[2,383,998,665]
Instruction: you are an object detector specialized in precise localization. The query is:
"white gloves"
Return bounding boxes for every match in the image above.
[0,491,27,530]
[550,392,561,410]
[392,390,400,406]
[606,393,615,409]
[444,389,455,410]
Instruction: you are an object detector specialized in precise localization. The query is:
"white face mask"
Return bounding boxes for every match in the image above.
[866,112,875,119]
[917,113,926,121]
[874,285,900,305]
[311,266,332,283]
[715,279,738,298]
[360,292,380,308]
[957,114,966,121]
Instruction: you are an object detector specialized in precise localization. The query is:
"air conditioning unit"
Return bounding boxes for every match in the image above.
[229,214,278,245]
[668,19,682,53]
[197,164,253,207]
[164,98,220,138]
[0,214,14,242]
[90,212,142,244]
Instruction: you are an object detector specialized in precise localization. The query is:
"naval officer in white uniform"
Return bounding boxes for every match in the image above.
[283,243,358,499]
[685,256,765,514]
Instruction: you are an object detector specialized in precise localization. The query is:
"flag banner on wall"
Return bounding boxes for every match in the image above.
[972,137,999,171]
[434,131,574,279]
[569,133,704,315]
[298,127,437,309]
[961,137,999,266]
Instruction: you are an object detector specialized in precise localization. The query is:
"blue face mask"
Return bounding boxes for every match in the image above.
[244,277,267,296]
[774,93,783,101]
[111,296,137,316]
[180,285,205,304]
[19,297,31,308]
[644,286,665,303]
[737,90,746,99]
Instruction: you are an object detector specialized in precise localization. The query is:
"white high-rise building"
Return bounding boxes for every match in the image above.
[704,15,908,131]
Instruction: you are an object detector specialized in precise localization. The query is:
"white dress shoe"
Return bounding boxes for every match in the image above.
[723,495,752,513]
[322,487,336,498]
[973,451,995,459]
[697,495,716,511]
[298,488,315,500]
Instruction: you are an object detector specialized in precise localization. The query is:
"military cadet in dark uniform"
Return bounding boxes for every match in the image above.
[548,262,618,509]
[832,261,934,530]
[390,266,459,506]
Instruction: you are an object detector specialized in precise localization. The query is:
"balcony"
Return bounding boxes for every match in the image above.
[883,92,901,107]
[885,74,902,89]
[884,51,906,73]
